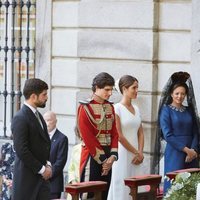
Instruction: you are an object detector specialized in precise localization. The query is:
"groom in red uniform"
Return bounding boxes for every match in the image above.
[77,72,118,200]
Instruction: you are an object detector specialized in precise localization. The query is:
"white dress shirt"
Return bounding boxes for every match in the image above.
[49,127,57,140]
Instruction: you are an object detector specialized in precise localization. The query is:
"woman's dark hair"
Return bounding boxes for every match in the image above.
[170,82,188,94]
[23,78,48,99]
[118,75,138,94]
[92,72,115,92]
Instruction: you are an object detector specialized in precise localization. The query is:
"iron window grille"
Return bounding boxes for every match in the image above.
[0,0,36,138]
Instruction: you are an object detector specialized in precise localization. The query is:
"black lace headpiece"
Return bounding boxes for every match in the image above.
[151,71,200,174]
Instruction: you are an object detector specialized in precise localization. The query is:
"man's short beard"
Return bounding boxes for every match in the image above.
[36,102,46,108]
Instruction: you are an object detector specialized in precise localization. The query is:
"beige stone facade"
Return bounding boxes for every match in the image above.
[36,0,200,173]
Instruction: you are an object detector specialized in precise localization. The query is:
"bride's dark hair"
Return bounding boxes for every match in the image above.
[117,75,138,94]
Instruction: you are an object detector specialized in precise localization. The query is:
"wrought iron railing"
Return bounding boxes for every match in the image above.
[0,0,36,138]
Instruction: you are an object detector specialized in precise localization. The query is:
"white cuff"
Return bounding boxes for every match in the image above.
[46,161,52,167]
[38,165,45,174]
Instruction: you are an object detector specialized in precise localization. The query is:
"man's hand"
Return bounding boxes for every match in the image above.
[42,166,52,180]
[101,155,116,176]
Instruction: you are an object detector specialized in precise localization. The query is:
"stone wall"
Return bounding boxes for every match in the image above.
[36,0,194,174]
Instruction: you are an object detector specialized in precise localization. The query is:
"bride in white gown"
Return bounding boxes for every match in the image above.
[108,75,144,200]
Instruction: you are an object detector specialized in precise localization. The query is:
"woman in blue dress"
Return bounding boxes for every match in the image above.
[0,141,15,200]
[152,72,200,194]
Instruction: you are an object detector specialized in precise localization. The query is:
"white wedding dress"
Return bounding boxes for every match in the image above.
[108,103,144,200]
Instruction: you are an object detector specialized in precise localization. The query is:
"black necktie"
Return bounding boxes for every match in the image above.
[35,110,43,129]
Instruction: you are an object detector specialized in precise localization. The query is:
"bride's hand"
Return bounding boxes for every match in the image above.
[132,153,140,165]
[137,152,144,163]
[132,152,144,165]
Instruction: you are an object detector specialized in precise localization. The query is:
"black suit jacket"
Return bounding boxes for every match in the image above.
[11,105,51,200]
[49,129,68,194]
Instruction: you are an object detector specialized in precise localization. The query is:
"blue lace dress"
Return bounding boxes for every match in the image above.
[0,143,15,200]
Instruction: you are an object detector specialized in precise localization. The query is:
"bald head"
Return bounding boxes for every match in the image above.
[43,111,57,133]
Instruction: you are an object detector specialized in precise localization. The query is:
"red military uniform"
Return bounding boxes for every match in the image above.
[77,99,118,199]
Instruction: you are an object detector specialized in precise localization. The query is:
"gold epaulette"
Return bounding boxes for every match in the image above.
[79,99,92,105]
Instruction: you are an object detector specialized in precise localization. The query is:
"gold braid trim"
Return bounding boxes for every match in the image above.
[77,106,84,139]
[83,105,106,138]
[83,105,105,125]
[93,147,106,164]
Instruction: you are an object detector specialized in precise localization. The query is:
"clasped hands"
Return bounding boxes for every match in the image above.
[42,164,52,180]
[101,155,116,176]
[132,151,144,165]
[185,148,198,163]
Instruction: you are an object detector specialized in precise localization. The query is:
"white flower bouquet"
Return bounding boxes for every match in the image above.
[164,172,200,200]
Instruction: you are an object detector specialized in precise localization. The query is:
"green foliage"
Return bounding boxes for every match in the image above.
[164,172,200,200]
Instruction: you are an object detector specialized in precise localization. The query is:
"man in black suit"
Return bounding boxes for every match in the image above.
[11,78,52,200]
[43,111,68,199]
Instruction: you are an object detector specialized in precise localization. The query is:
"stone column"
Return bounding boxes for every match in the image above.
[191,0,200,110]
[35,0,52,110]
